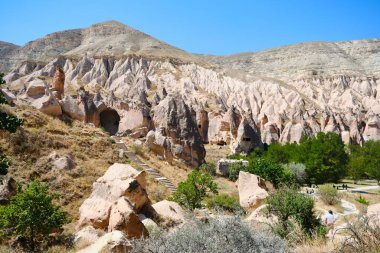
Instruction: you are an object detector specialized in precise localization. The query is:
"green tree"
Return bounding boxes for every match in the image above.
[264,142,300,164]
[0,181,68,251]
[347,155,366,183]
[246,158,296,188]
[265,186,323,237]
[348,141,380,184]
[361,141,380,185]
[172,169,218,210]
[298,132,348,184]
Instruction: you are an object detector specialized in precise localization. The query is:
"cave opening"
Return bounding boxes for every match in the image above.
[100,109,120,136]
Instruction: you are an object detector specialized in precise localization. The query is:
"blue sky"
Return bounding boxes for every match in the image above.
[1,0,380,55]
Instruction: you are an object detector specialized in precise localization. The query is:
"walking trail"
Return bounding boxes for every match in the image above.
[112,136,177,193]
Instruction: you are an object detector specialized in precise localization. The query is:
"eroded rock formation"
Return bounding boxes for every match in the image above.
[2,21,380,166]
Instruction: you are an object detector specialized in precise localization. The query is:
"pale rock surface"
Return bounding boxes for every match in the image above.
[0,176,17,205]
[74,226,100,246]
[108,197,148,238]
[367,203,380,226]
[77,230,131,253]
[2,21,380,147]
[21,79,62,116]
[78,163,151,239]
[152,200,186,224]
[51,66,64,99]
[237,171,269,209]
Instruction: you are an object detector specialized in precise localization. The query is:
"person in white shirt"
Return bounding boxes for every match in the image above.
[325,210,335,235]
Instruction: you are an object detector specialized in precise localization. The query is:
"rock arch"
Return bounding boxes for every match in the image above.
[100,109,120,135]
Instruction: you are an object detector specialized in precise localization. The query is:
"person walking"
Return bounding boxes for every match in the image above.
[325,210,335,236]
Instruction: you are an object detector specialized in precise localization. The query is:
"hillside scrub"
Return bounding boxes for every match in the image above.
[265,186,325,238]
[171,169,218,210]
[318,185,341,205]
[130,216,288,253]
[0,181,68,251]
[231,132,350,184]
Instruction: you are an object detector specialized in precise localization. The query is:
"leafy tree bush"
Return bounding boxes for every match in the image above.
[349,140,380,184]
[246,159,296,188]
[0,153,10,175]
[283,163,307,185]
[130,216,287,253]
[204,194,243,213]
[347,155,366,184]
[171,169,218,210]
[264,143,300,164]
[0,181,68,251]
[317,184,341,205]
[298,132,348,184]
[265,186,323,238]
[228,161,245,181]
[199,162,216,176]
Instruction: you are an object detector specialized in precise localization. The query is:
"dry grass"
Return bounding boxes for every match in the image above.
[204,144,231,164]
[122,137,190,186]
[0,105,129,223]
[293,240,336,253]
[145,174,172,203]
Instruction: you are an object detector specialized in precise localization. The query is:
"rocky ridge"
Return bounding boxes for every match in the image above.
[1,21,379,166]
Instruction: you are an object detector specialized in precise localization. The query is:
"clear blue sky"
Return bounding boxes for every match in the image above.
[1,0,380,55]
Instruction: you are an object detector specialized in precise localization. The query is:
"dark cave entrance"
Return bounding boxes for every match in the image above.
[100,109,120,136]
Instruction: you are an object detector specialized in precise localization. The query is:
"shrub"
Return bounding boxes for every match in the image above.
[171,169,218,210]
[0,181,68,251]
[131,144,144,156]
[0,153,9,175]
[336,217,380,253]
[199,162,216,176]
[355,195,369,206]
[318,185,341,205]
[283,163,307,185]
[204,194,243,213]
[130,216,287,253]
[265,186,323,238]
[228,161,245,181]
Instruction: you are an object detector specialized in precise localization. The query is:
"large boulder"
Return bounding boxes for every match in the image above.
[152,200,186,225]
[151,96,205,167]
[108,197,148,238]
[48,151,75,170]
[237,171,269,209]
[22,79,62,116]
[216,159,248,177]
[118,106,153,138]
[0,176,17,205]
[367,203,380,226]
[77,230,131,253]
[78,163,152,239]
[61,95,86,121]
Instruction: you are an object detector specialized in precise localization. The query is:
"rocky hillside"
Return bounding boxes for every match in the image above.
[1,21,379,167]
